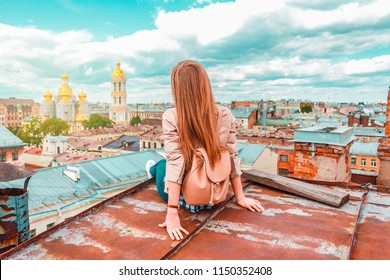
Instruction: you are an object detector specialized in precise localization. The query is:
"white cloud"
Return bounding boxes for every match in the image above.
[155,0,284,45]
[0,0,389,103]
[343,55,390,75]
[294,0,390,29]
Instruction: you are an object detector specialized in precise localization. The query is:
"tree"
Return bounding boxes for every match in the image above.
[41,118,70,136]
[130,115,142,126]
[82,114,114,129]
[17,118,43,146]
[301,105,313,113]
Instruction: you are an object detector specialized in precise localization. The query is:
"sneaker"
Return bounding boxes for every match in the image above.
[145,160,156,179]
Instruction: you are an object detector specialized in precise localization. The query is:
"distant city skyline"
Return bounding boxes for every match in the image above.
[1,0,390,104]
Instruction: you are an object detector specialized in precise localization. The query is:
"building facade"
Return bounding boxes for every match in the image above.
[139,126,164,151]
[42,135,69,157]
[231,107,257,130]
[0,125,26,166]
[109,61,129,125]
[0,98,40,128]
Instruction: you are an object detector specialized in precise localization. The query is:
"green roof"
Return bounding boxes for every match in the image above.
[231,107,256,118]
[237,143,267,166]
[0,125,25,148]
[0,150,164,217]
[350,142,380,156]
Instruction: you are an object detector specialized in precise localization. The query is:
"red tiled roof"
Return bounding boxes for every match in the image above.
[1,176,389,260]
[23,148,42,156]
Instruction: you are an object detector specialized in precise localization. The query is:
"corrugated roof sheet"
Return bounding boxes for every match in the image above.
[0,125,25,148]
[2,178,389,260]
[350,141,380,156]
[237,143,267,167]
[0,150,164,217]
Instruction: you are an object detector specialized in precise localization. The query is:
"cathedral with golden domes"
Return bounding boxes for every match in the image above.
[109,61,129,124]
[40,72,90,124]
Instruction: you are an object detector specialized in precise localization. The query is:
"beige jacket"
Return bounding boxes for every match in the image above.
[162,105,242,191]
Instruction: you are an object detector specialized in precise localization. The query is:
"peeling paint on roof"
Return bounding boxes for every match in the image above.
[2,177,390,260]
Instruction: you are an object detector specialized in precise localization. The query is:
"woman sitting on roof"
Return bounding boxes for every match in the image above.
[146,60,264,241]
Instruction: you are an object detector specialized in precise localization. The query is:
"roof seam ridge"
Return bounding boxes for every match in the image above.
[160,194,235,260]
[347,190,368,260]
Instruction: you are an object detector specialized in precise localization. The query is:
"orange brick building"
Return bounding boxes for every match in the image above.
[291,126,355,182]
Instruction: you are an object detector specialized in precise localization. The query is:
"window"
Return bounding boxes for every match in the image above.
[46,222,55,230]
[29,229,36,238]
[279,155,289,162]
[154,142,157,149]
[371,159,377,168]
[0,152,6,162]
[351,157,356,165]
[148,142,151,149]
[57,147,61,154]
[119,83,121,91]
[119,97,122,105]
[361,158,366,166]
[161,143,164,148]
[278,168,290,177]
[143,141,146,148]
[12,150,18,160]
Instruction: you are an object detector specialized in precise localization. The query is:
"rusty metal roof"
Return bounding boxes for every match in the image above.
[1,178,390,260]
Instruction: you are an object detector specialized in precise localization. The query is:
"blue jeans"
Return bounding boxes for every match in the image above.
[150,159,213,213]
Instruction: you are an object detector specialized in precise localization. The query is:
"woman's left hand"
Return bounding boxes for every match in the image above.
[237,196,265,212]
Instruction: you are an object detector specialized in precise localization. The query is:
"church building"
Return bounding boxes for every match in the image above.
[40,72,90,125]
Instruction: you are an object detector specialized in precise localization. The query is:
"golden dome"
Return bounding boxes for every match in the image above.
[58,72,73,102]
[78,90,87,102]
[43,90,53,101]
[61,71,69,81]
[112,61,125,78]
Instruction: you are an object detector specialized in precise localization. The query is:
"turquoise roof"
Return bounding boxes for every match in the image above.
[264,119,291,126]
[0,125,25,148]
[371,113,386,124]
[353,127,385,138]
[0,150,164,217]
[350,142,380,156]
[237,143,267,166]
[231,107,256,118]
[46,135,68,143]
[294,125,355,146]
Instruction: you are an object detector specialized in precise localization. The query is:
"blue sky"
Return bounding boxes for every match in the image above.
[0,0,389,104]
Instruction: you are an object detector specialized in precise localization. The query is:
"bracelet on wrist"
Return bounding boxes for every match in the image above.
[167,203,180,209]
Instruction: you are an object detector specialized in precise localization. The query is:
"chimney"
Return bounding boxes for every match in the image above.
[0,164,34,253]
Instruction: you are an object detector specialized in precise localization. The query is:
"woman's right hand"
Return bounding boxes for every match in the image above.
[158,208,189,240]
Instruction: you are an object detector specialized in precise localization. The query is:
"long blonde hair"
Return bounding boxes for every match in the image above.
[171,60,221,170]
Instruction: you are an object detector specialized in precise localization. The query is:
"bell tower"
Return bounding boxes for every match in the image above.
[109,61,129,125]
